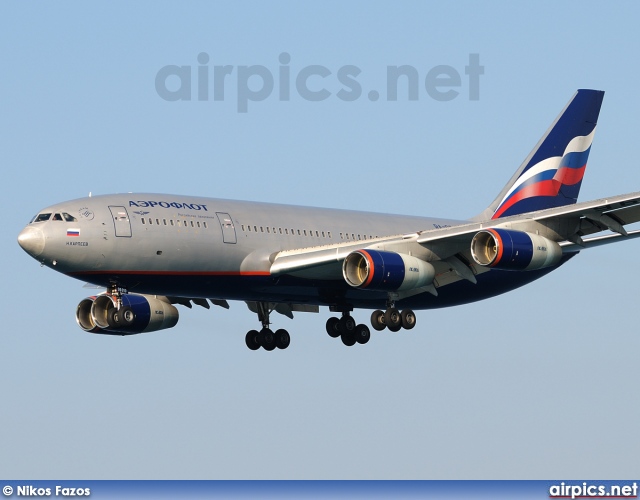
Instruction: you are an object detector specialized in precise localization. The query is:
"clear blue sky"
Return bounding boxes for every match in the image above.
[2,1,639,479]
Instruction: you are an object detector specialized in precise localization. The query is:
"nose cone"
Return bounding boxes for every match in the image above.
[18,226,45,257]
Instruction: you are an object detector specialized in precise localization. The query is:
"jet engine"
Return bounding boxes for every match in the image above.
[470,228,562,271]
[76,293,179,335]
[343,249,436,291]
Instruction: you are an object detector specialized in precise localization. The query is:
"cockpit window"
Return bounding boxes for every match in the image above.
[33,213,51,222]
[62,212,77,222]
[52,213,63,221]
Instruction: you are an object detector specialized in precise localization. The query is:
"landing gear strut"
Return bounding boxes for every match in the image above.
[245,302,290,351]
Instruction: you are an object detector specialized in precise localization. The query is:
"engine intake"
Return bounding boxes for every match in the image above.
[470,228,562,271]
[76,293,179,335]
[343,249,435,291]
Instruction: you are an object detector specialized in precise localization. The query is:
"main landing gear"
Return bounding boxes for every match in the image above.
[370,306,417,332]
[245,302,290,351]
[325,312,371,347]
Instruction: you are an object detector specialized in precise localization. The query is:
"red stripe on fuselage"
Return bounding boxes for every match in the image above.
[68,270,271,277]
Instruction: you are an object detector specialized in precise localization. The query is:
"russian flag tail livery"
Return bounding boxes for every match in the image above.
[478,89,604,221]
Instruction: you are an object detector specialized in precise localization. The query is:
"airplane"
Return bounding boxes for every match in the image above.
[17,89,640,351]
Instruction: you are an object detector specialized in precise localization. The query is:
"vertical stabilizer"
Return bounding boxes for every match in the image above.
[475,89,604,221]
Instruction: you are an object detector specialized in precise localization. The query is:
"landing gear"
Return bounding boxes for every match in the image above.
[325,311,370,347]
[245,302,290,351]
[370,303,418,332]
[385,307,402,332]
[245,330,261,350]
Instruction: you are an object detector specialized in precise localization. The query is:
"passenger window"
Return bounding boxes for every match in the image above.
[156,219,160,225]
[163,219,167,225]
[141,218,146,224]
[149,218,153,225]
[190,221,194,227]
[170,220,174,226]
[197,221,200,228]
[203,222,207,228]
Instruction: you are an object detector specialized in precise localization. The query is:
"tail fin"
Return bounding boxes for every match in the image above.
[475,89,604,220]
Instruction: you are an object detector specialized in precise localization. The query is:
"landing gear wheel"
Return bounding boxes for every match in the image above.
[385,307,401,331]
[401,309,416,330]
[275,329,290,349]
[326,317,341,338]
[370,309,386,331]
[341,331,357,346]
[338,315,356,334]
[355,324,371,344]
[245,330,261,350]
[107,308,121,328]
[119,306,135,326]
[260,328,276,351]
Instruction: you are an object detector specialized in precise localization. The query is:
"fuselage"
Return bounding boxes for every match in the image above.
[18,193,569,310]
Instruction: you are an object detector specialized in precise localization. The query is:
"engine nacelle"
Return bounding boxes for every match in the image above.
[470,228,562,271]
[75,294,179,335]
[343,249,436,291]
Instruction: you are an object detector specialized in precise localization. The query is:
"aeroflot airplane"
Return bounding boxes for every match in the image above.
[18,89,640,350]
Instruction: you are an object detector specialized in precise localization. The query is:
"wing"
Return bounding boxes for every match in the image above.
[270,191,640,289]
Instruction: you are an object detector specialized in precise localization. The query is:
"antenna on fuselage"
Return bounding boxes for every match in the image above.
[89,192,92,197]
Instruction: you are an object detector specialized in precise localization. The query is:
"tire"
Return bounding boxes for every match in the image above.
[326,317,341,338]
[107,307,121,328]
[119,306,135,326]
[341,331,356,347]
[338,315,356,334]
[401,309,416,330]
[384,308,401,330]
[261,328,276,351]
[245,330,261,350]
[370,309,386,331]
[355,324,371,344]
[275,329,290,349]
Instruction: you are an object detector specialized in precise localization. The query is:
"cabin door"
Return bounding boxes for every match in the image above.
[216,212,236,244]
